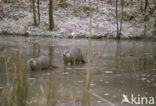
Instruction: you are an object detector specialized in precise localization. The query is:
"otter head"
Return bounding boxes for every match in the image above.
[27,58,37,70]
[63,50,71,59]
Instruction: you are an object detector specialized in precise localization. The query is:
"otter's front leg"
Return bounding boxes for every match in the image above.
[71,59,76,65]
[63,58,68,66]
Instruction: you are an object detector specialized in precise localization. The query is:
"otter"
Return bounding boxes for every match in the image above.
[27,56,55,70]
[63,47,85,65]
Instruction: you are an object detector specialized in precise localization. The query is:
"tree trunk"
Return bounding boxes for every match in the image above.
[144,0,149,12]
[0,0,3,16]
[3,0,16,3]
[131,0,133,6]
[49,0,54,31]
[120,0,124,35]
[116,0,120,39]
[32,0,37,26]
[108,0,112,5]
[37,0,40,25]
[140,0,143,12]
[154,0,156,27]
[3,0,8,3]
[60,0,66,8]
[60,0,63,4]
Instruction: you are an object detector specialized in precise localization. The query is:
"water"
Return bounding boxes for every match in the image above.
[0,36,156,106]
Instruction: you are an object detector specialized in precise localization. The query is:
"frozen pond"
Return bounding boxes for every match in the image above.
[0,36,156,106]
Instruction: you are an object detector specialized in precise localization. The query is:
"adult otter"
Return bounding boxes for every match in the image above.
[27,56,55,70]
[63,47,85,65]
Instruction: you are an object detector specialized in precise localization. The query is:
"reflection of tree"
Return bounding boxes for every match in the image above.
[152,42,156,66]
[116,40,121,65]
[31,42,40,58]
[49,45,54,64]
[115,40,121,86]
[143,42,147,71]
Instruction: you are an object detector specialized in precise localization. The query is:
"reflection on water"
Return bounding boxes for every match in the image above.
[0,36,156,106]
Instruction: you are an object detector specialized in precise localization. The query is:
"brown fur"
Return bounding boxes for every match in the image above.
[27,56,51,70]
[63,47,85,65]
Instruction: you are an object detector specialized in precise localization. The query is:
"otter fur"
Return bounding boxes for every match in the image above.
[63,47,85,65]
[27,56,52,70]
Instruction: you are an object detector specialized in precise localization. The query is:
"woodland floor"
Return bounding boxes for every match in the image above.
[0,0,156,39]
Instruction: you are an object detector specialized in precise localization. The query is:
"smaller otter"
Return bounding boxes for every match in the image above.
[63,47,85,65]
[27,56,55,70]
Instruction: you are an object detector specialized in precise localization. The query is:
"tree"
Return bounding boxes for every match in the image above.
[140,0,143,12]
[60,0,66,8]
[49,0,54,31]
[120,0,124,34]
[116,0,124,39]
[108,0,112,5]
[0,0,3,18]
[32,0,37,26]
[116,0,120,38]
[144,0,149,12]
[3,0,17,3]
[3,0,8,3]
[37,0,40,25]
[154,0,156,27]
[131,0,133,6]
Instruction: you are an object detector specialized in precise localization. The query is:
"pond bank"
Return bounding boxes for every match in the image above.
[0,32,155,40]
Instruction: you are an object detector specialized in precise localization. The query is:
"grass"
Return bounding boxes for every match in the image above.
[0,52,28,106]
[0,49,60,106]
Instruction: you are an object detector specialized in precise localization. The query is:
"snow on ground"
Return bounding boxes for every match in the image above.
[0,0,155,39]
